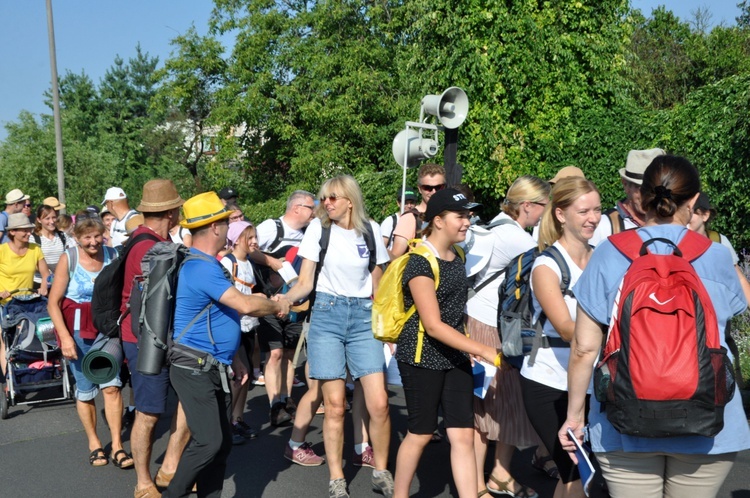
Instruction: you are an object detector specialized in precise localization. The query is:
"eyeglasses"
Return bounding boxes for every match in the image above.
[320,193,348,203]
[23,204,32,208]
[531,201,548,207]
[419,183,446,193]
[296,204,315,210]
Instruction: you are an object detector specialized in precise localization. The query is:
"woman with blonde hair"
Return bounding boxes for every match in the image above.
[466,175,549,497]
[279,175,393,498]
[47,212,130,468]
[520,177,601,498]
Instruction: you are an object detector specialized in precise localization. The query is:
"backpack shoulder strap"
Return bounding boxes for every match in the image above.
[364,222,378,273]
[484,218,514,230]
[707,229,721,244]
[65,246,79,278]
[308,224,331,308]
[57,230,66,247]
[410,245,440,287]
[677,229,712,262]
[605,208,624,235]
[541,245,572,295]
[267,218,284,252]
[609,230,644,261]
[386,213,398,247]
[225,253,238,280]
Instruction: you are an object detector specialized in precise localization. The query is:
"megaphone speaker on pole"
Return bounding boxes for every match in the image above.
[392,128,438,168]
[421,87,469,129]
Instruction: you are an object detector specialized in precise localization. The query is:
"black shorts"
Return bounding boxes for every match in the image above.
[520,376,590,484]
[257,315,302,352]
[398,361,473,435]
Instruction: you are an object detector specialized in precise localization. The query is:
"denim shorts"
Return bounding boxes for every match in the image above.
[123,341,171,414]
[70,333,122,402]
[306,292,385,381]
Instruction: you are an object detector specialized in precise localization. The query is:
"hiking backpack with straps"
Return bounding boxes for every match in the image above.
[91,231,160,338]
[134,242,225,375]
[594,230,735,438]
[372,244,465,364]
[497,245,572,369]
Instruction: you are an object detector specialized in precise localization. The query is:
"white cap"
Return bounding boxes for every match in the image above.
[102,187,127,205]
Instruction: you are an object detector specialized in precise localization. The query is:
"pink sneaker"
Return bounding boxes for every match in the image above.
[353,445,375,468]
[284,442,325,467]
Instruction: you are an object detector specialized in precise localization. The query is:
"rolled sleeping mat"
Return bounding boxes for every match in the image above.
[82,334,123,384]
[136,250,175,376]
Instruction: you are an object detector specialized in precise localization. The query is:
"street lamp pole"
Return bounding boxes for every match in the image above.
[46,0,66,212]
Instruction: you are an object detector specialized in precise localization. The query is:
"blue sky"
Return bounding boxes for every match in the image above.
[0,1,742,141]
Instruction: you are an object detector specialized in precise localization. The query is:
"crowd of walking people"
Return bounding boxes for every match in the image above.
[1,147,749,498]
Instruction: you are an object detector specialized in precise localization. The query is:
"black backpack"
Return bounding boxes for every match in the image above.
[91,232,159,338]
[31,230,67,248]
[497,245,572,368]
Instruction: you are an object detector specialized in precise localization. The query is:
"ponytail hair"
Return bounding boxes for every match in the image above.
[537,177,599,250]
[640,155,700,219]
[501,175,550,220]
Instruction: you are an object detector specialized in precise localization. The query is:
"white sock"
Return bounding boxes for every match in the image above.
[288,439,303,450]
[354,442,370,455]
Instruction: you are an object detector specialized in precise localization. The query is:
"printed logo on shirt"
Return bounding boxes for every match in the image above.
[357,244,370,258]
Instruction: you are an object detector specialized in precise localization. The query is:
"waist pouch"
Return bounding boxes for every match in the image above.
[168,343,230,393]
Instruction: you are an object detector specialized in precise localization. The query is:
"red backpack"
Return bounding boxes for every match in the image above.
[594,230,735,438]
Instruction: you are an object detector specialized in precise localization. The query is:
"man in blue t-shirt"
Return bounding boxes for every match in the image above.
[162,192,288,498]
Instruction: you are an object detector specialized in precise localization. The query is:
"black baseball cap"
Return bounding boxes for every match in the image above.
[218,187,238,200]
[424,188,481,222]
[695,192,714,212]
[401,187,417,202]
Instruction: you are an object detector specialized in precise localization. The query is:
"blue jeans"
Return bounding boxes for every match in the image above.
[69,334,122,401]
[306,292,384,380]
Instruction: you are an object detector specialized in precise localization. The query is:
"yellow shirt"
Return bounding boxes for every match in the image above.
[0,243,44,303]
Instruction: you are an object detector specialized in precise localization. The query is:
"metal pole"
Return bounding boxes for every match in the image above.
[46,0,66,212]
[443,127,460,186]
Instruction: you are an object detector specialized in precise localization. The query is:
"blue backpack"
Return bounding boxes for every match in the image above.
[497,246,571,368]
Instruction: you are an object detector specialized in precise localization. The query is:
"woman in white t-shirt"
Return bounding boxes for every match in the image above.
[280,175,392,497]
[220,221,261,441]
[466,175,550,497]
[33,205,67,274]
[520,177,601,498]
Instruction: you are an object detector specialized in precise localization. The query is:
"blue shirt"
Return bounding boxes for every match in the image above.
[574,224,750,455]
[173,248,239,364]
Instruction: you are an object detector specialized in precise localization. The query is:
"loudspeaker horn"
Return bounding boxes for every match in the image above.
[421,87,469,129]
[392,128,438,168]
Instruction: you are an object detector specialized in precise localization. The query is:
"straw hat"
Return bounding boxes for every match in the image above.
[43,196,66,210]
[6,213,35,230]
[549,166,585,184]
[125,214,145,234]
[5,189,30,205]
[619,148,665,185]
[180,192,231,229]
[136,179,184,213]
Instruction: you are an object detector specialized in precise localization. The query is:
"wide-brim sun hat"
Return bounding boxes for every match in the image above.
[549,166,585,184]
[137,179,185,213]
[180,191,232,229]
[6,213,35,230]
[619,148,665,185]
[42,196,66,210]
[5,189,30,205]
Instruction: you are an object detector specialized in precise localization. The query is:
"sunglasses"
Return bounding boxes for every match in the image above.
[23,204,32,208]
[419,183,446,193]
[320,193,348,203]
[297,204,315,210]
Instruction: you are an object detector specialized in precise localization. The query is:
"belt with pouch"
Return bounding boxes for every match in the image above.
[168,343,231,394]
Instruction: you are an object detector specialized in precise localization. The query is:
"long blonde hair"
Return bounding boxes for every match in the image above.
[537,177,599,250]
[501,175,550,220]
[316,175,369,235]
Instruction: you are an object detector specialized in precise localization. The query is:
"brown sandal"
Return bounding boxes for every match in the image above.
[487,474,538,498]
[479,489,490,497]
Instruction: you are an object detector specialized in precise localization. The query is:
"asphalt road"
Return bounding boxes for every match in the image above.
[1,378,748,497]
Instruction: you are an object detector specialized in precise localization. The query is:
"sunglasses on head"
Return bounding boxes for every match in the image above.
[419,183,446,193]
[320,193,347,203]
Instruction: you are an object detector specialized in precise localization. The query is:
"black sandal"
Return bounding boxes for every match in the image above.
[531,452,559,479]
[111,449,134,469]
[88,448,108,467]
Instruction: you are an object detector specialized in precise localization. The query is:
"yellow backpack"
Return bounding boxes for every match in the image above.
[372,244,464,363]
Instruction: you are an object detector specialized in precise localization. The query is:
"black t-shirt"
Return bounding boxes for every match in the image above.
[396,252,469,370]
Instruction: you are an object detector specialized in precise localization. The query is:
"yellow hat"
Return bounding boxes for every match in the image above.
[180,192,231,229]
[43,196,66,210]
